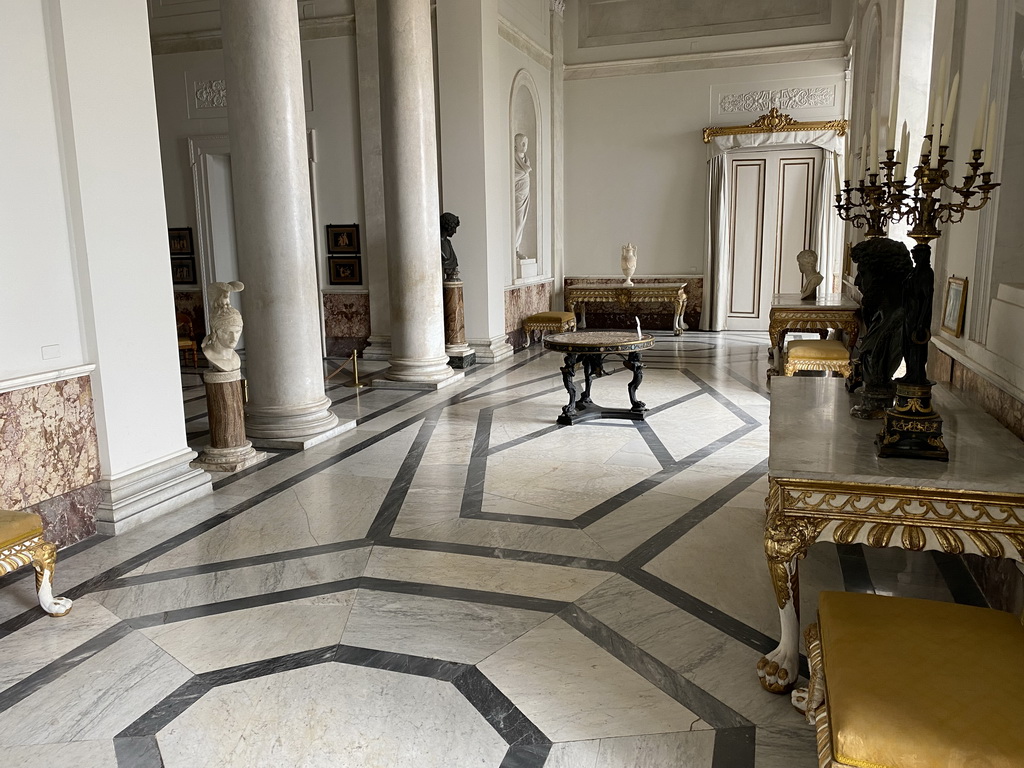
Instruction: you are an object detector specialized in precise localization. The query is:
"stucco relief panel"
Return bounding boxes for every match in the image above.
[0,376,101,511]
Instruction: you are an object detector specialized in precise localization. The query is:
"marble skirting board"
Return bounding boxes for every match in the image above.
[564,276,704,332]
[505,281,553,350]
[0,375,101,547]
[928,345,1024,615]
[173,291,206,350]
[324,291,371,358]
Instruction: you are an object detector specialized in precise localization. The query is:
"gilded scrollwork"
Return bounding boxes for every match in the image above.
[0,536,44,576]
[765,480,829,609]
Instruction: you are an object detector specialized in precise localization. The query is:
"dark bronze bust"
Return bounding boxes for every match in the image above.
[440,212,460,281]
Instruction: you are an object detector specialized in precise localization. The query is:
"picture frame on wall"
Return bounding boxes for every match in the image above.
[171,257,196,285]
[328,256,362,285]
[941,275,968,338]
[326,224,360,254]
[168,227,194,256]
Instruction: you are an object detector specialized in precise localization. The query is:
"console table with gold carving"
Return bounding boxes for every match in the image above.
[767,293,859,376]
[564,283,687,335]
[757,377,1024,694]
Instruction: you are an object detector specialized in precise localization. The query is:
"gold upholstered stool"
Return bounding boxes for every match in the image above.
[796,591,1024,768]
[0,510,73,617]
[522,311,576,347]
[783,339,852,377]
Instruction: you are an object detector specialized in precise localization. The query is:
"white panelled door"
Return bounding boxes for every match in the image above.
[726,148,822,330]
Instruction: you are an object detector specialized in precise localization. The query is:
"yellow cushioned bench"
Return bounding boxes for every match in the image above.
[784,339,852,378]
[0,510,73,617]
[522,311,576,347]
[801,591,1024,768]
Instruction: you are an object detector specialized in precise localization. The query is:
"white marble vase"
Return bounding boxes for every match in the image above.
[621,243,637,287]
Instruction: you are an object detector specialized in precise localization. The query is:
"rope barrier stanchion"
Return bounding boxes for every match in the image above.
[325,349,364,388]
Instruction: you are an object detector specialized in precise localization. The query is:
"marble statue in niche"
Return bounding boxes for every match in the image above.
[202,281,245,372]
[797,249,823,300]
[848,239,913,419]
[513,133,532,259]
[440,212,461,281]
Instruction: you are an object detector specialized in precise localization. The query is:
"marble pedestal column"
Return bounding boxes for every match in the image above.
[443,281,475,369]
[192,371,265,472]
[220,0,346,444]
[374,0,460,390]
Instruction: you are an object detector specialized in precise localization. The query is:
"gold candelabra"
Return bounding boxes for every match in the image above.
[834,135,1000,460]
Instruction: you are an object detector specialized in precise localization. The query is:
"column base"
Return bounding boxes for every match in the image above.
[191,442,269,473]
[245,396,341,441]
[96,449,212,535]
[875,381,949,461]
[249,418,356,450]
[372,371,465,391]
[447,349,476,369]
[469,336,515,364]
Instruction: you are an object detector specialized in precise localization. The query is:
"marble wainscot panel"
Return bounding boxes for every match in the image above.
[173,290,206,350]
[504,280,553,350]
[323,291,371,358]
[0,375,101,547]
[564,276,703,332]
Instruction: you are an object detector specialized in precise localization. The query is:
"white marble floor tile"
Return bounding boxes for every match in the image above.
[393,517,614,560]
[478,616,708,742]
[157,663,508,768]
[0,597,122,694]
[0,631,193,745]
[0,739,118,768]
[141,595,356,673]
[642,504,844,638]
[755,723,820,768]
[545,729,716,768]
[96,548,371,619]
[583,491,700,559]
[390,486,464,535]
[363,547,613,602]
[127,474,389,574]
[340,589,547,663]
[646,394,747,461]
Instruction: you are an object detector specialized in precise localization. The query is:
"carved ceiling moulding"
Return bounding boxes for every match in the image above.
[702,108,848,144]
[719,86,834,114]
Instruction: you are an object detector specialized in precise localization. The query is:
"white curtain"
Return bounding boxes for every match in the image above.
[812,150,844,294]
[704,129,845,330]
[702,154,729,330]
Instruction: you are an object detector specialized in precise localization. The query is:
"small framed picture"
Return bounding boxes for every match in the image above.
[171,257,196,285]
[941,275,968,338]
[328,256,362,285]
[326,224,360,254]
[169,227,194,256]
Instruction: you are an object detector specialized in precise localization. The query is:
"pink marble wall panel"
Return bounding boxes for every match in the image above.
[0,376,101,546]
[505,281,553,349]
[564,276,703,331]
[323,292,371,357]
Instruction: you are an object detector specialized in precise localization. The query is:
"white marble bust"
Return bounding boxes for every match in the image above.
[797,250,824,300]
[202,281,245,372]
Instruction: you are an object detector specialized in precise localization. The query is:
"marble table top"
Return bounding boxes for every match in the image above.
[543,331,656,353]
[770,377,1024,494]
[771,293,859,310]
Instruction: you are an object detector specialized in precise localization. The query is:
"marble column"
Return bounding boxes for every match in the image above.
[374,0,459,388]
[220,0,343,444]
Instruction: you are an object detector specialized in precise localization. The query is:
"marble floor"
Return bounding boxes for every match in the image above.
[0,333,987,767]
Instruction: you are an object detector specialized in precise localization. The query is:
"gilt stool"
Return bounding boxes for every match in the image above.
[522,311,576,347]
[783,339,852,378]
[794,591,1023,767]
[0,510,73,617]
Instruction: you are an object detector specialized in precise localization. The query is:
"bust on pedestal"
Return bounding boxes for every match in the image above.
[440,212,475,369]
[191,282,266,472]
[797,250,823,301]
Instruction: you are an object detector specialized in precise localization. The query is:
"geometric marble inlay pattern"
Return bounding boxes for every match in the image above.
[0,333,990,767]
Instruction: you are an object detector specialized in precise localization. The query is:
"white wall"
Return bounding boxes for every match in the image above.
[564,58,846,277]
[0,2,87,381]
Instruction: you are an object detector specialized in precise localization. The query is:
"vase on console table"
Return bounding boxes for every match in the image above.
[621,243,637,287]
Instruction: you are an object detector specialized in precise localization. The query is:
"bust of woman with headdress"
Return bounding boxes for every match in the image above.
[202,281,245,372]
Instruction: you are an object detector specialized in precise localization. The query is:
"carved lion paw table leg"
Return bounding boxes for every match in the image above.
[757,580,800,693]
[31,541,72,617]
[559,353,579,422]
[579,354,599,408]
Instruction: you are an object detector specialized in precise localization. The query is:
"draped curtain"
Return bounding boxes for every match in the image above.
[703,129,845,331]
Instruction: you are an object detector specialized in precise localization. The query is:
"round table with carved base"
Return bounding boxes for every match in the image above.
[542,331,656,425]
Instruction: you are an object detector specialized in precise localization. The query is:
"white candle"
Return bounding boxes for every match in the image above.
[870,104,880,174]
[635,316,642,340]
[984,98,999,162]
[861,132,869,178]
[898,121,910,179]
[888,81,900,152]
[972,79,990,151]
[941,71,959,146]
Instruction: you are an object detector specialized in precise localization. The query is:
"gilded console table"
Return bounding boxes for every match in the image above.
[564,283,688,335]
[767,293,859,377]
[757,377,1024,694]
[543,331,656,425]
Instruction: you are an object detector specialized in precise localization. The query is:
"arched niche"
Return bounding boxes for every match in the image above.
[509,69,542,281]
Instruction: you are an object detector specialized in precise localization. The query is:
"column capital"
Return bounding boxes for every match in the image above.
[551,0,564,17]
